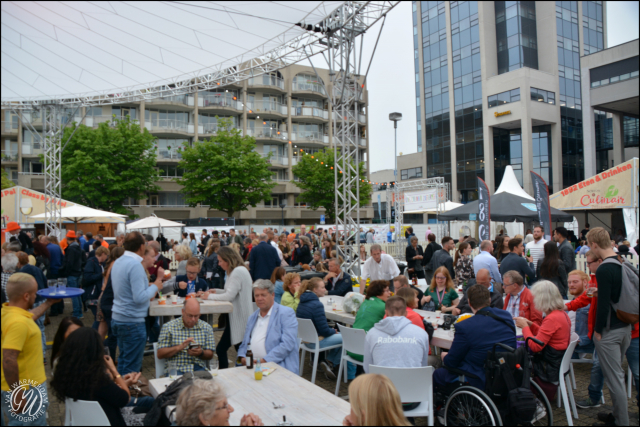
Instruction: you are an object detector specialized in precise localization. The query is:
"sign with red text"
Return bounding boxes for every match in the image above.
[549,159,638,210]
[1,186,74,225]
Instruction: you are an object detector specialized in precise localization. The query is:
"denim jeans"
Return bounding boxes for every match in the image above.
[67,275,83,318]
[305,333,357,380]
[127,396,154,410]
[88,305,99,330]
[111,320,147,376]
[102,308,118,363]
[626,337,639,403]
[0,382,49,426]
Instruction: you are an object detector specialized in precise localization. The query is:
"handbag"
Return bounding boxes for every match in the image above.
[129,374,153,398]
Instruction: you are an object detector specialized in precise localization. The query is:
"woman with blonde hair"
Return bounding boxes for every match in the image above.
[174,244,192,276]
[343,374,411,426]
[280,272,301,311]
[423,266,459,313]
[175,379,263,426]
[201,246,253,369]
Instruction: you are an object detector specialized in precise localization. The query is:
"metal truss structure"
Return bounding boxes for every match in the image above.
[2,1,398,243]
[394,177,448,254]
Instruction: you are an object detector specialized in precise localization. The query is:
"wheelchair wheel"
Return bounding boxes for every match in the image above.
[444,385,502,426]
[528,380,553,426]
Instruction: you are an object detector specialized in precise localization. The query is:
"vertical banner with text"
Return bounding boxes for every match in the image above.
[477,177,491,241]
[531,171,553,241]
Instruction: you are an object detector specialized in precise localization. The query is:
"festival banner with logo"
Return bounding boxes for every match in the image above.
[477,177,490,241]
[550,158,638,210]
[404,189,438,212]
[531,171,553,241]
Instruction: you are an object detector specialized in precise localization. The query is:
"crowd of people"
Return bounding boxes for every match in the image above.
[1,221,638,426]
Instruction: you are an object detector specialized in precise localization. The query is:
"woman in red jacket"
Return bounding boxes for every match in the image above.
[515,280,571,402]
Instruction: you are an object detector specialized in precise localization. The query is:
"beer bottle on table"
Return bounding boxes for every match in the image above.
[246,347,254,369]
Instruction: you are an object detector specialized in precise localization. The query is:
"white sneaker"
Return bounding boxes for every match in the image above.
[531,403,547,423]
[320,361,336,380]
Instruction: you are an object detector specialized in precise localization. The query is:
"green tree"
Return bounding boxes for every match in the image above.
[292,148,371,223]
[176,118,275,216]
[1,169,15,190]
[59,115,159,214]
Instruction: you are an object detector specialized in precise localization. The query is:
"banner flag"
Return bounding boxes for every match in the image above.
[531,171,553,241]
[477,177,490,241]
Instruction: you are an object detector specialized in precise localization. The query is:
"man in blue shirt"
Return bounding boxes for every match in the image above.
[77,229,87,249]
[82,232,96,253]
[473,240,502,283]
[111,231,163,375]
[387,226,394,243]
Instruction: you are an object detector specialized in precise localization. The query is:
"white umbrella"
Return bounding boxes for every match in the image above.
[126,215,184,230]
[30,205,127,230]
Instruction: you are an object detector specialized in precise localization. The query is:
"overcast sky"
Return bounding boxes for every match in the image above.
[358,1,639,173]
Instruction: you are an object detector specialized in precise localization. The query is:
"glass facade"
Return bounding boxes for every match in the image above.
[495,1,538,75]
[532,125,553,194]
[556,1,584,187]
[488,88,521,108]
[413,2,422,152]
[493,128,523,188]
[594,109,612,173]
[451,1,483,203]
[421,1,451,184]
[582,1,604,55]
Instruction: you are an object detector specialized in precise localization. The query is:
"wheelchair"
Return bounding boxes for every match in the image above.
[436,337,553,426]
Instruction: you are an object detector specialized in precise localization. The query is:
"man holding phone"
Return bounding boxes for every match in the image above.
[157,299,215,375]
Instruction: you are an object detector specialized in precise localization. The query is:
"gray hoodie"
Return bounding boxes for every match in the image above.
[363,316,430,373]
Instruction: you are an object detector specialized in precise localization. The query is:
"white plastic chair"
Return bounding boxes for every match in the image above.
[557,337,579,426]
[569,353,605,404]
[64,398,110,426]
[297,318,343,384]
[369,365,434,426]
[153,342,167,379]
[335,324,366,395]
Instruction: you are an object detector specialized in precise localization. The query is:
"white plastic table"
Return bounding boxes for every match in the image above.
[319,296,355,325]
[149,298,233,317]
[149,363,350,426]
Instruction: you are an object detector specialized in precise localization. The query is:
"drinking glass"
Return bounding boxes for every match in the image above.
[169,364,178,380]
[47,279,58,296]
[57,278,67,294]
[210,356,219,377]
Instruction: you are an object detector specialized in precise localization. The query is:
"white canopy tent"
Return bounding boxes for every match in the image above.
[126,215,184,244]
[30,205,126,230]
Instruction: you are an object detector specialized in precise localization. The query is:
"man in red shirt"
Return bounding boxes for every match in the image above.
[502,270,542,326]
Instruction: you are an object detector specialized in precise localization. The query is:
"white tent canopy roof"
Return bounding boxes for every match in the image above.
[404,200,464,214]
[494,166,534,200]
[30,204,126,223]
[1,1,343,102]
[126,216,184,230]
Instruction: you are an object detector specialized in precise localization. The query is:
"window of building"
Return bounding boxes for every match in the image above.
[157,164,184,178]
[488,88,520,108]
[263,194,286,208]
[158,192,186,206]
[530,88,555,104]
[493,128,523,188]
[532,125,553,194]
[590,57,639,88]
[111,106,137,119]
[22,158,43,174]
[401,167,423,180]
[495,1,538,74]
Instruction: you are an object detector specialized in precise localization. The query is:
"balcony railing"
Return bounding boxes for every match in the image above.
[290,106,329,119]
[332,86,364,100]
[1,150,18,162]
[157,150,182,160]
[291,132,329,144]
[359,114,366,123]
[85,115,117,127]
[146,120,189,133]
[147,95,191,106]
[21,143,43,156]
[246,100,287,115]
[248,76,285,90]
[2,116,20,132]
[261,153,288,166]
[292,82,326,95]
[199,93,241,110]
[245,129,288,140]
[19,172,44,175]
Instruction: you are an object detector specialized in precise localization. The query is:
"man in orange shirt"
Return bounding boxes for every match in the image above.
[96,234,109,248]
[287,228,296,243]
[59,236,69,254]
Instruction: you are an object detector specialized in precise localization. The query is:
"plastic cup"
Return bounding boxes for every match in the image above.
[169,364,178,380]
[47,279,58,295]
[57,278,67,294]
[210,357,219,377]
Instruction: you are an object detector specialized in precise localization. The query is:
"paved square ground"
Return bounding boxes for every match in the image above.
[34,301,639,426]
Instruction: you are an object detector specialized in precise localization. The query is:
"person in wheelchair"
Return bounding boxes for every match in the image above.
[433,285,517,391]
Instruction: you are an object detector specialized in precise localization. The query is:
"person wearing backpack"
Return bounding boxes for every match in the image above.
[587,227,637,427]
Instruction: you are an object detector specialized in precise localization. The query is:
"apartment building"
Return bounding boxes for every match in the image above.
[1,63,373,225]
[410,1,638,203]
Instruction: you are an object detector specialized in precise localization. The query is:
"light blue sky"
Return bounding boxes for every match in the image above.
[364,1,640,173]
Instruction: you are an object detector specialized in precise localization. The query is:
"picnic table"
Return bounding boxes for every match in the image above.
[149,363,350,426]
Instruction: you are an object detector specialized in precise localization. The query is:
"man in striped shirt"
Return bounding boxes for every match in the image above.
[525,225,547,271]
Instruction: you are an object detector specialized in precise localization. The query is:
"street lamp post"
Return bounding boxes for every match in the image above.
[280,201,287,228]
[389,112,402,241]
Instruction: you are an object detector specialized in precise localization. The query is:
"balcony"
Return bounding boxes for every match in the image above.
[291,132,329,145]
[247,76,285,92]
[18,172,45,191]
[19,111,43,128]
[2,115,19,135]
[146,94,192,108]
[21,142,43,156]
[290,106,329,122]
[1,150,18,162]
[156,150,182,161]
[359,138,367,147]
[245,128,288,142]
[359,113,366,123]
[261,153,288,167]
[332,86,364,101]
[146,120,191,135]
[292,81,326,96]
[85,115,118,127]
[246,100,287,117]
[198,93,242,112]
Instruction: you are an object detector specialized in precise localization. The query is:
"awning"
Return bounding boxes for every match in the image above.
[29,204,127,223]
[403,200,464,215]
[126,216,184,230]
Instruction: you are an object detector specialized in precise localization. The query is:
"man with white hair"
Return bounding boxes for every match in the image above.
[238,279,299,373]
[473,240,502,284]
[359,244,400,294]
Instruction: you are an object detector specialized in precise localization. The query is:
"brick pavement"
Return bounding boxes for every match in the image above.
[36,301,638,426]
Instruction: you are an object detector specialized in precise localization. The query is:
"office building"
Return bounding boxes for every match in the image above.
[408,1,638,203]
[2,64,373,225]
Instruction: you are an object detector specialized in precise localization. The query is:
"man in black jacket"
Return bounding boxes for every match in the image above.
[428,236,455,279]
[60,230,87,318]
[323,258,353,296]
[249,234,280,281]
[453,269,504,315]
[499,238,536,286]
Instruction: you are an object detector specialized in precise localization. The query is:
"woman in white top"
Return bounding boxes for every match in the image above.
[201,246,253,369]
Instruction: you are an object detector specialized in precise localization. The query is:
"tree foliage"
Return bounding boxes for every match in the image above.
[1,169,15,190]
[59,115,159,214]
[176,119,275,216]
[292,148,371,223]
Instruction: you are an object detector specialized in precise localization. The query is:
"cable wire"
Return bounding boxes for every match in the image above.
[163,1,300,26]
